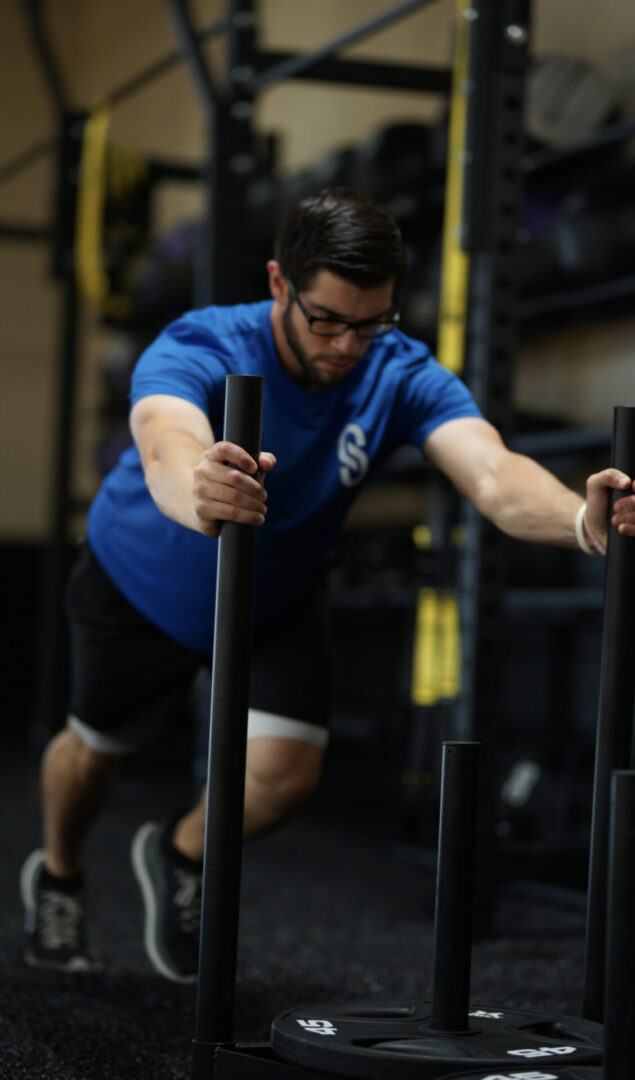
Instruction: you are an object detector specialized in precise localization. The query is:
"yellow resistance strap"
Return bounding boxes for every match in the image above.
[75,104,112,311]
[417,3,472,700]
[75,103,147,319]
[411,588,461,707]
[436,0,473,375]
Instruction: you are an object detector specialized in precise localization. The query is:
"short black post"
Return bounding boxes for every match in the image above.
[192,375,264,1080]
[583,405,635,1022]
[604,770,635,1079]
[430,741,481,1031]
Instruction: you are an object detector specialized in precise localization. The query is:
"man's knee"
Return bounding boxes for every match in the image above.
[245,738,324,823]
[49,725,124,786]
[269,761,321,818]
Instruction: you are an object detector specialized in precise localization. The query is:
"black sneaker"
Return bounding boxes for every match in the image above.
[131,821,202,984]
[20,850,101,973]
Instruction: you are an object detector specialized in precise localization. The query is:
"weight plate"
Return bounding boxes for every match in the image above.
[270,1000,602,1079]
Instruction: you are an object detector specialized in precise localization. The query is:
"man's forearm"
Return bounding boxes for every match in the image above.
[477,451,584,547]
[144,429,209,533]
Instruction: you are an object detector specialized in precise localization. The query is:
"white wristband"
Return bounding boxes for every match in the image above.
[575,503,605,556]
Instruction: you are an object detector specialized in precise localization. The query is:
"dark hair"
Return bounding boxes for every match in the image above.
[273,188,408,299]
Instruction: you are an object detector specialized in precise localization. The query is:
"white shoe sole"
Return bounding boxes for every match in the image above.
[20,848,100,972]
[20,848,45,929]
[130,822,197,985]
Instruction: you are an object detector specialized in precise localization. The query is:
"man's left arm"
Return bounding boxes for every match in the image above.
[424,417,635,551]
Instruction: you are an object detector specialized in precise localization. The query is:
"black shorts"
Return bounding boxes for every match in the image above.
[65,544,331,753]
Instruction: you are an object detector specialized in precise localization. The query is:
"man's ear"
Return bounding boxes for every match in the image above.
[267,260,288,304]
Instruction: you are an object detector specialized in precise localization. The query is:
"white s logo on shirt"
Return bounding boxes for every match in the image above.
[338,423,369,488]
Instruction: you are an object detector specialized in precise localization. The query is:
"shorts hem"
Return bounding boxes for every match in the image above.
[247,710,329,749]
[68,715,135,755]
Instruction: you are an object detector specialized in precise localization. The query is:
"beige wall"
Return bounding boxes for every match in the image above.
[0,0,216,542]
[516,321,635,427]
[257,0,455,174]
[1,0,634,540]
[1,2,68,542]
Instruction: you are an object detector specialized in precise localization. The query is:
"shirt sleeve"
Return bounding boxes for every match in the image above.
[129,310,229,418]
[397,354,483,448]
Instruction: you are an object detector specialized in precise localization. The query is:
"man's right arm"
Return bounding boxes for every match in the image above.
[130,394,275,539]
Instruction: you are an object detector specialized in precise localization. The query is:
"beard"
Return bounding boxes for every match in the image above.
[281,304,357,390]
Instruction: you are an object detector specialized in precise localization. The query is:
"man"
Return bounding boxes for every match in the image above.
[21,188,634,983]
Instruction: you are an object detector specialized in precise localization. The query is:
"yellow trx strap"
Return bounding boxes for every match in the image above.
[75,104,112,310]
[411,588,461,707]
[438,590,460,699]
[75,104,148,319]
[412,4,471,706]
[436,0,473,375]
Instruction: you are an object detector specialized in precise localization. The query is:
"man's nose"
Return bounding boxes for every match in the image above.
[332,327,363,352]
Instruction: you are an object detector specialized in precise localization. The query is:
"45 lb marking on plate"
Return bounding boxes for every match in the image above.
[296,1019,337,1036]
[508,1046,576,1058]
[480,1072,559,1080]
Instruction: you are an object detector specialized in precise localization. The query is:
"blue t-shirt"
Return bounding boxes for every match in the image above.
[88,300,482,652]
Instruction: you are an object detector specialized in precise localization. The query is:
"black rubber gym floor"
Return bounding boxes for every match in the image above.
[0,736,589,1080]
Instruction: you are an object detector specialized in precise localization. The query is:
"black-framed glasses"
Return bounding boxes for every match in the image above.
[288,281,399,339]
